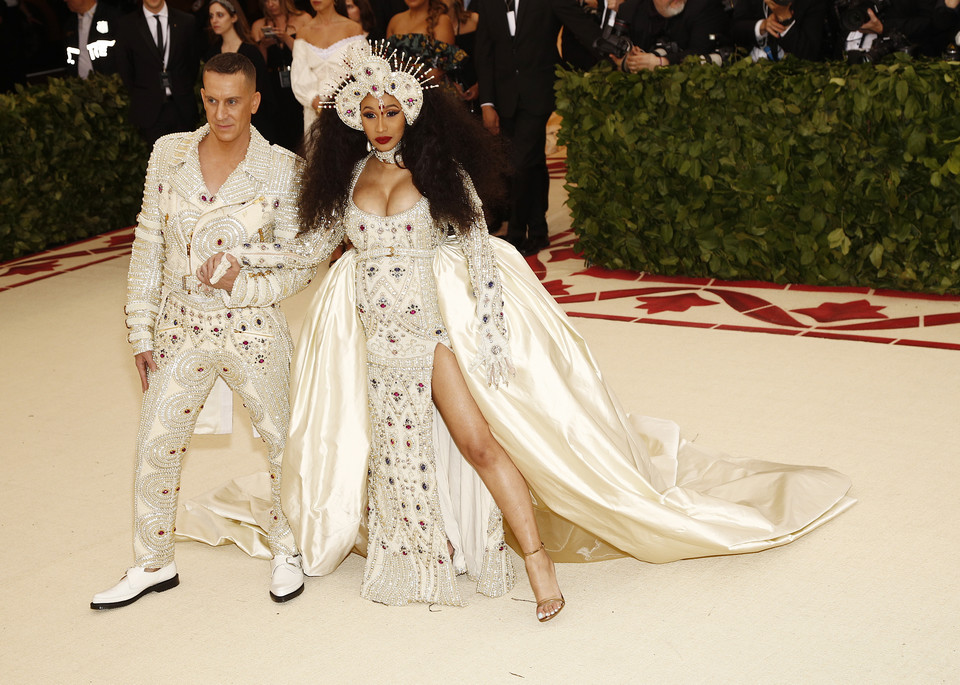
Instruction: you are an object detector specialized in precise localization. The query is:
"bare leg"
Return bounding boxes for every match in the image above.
[431,344,563,621]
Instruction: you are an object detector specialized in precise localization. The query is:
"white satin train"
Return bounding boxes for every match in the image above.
[176,237,855,575]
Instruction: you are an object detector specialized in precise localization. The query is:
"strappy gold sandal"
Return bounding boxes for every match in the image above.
[523,542,565,623]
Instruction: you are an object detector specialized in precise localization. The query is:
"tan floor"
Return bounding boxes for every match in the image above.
[2,183,959,684]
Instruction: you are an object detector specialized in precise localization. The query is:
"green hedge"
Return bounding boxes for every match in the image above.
[556,57,960,293]
[0,74,149,262]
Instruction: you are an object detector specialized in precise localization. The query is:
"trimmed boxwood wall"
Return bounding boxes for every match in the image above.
[556,56,960,294]
[0,74,149,262]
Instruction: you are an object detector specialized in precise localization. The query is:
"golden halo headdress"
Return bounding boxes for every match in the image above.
[329,41,437,131]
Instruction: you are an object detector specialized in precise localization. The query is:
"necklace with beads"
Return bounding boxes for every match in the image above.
[373,147,402,166]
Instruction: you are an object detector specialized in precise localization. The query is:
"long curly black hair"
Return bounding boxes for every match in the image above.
[298,84,510,236]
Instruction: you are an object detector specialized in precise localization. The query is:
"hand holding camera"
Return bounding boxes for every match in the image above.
[622,46,666,72]
[260,25,281,44]
[592,6,633,58]
[835,0,890,34]
[858,8,883,34]
[762,0,794,37]
[761,15,790,38]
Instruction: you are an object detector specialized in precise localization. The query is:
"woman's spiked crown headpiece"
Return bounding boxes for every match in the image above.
[329,41,437,131]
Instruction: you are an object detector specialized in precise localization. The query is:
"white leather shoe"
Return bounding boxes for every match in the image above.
[270,554,304,603]
[90,562,179,610]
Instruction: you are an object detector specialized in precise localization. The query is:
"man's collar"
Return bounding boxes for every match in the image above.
[169,125,273,204]
[142,2,168,20]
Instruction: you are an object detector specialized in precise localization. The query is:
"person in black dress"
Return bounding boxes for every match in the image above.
[251,0,313,151]
[205,0,282,145]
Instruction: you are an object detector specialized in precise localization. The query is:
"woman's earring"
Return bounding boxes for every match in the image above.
[366,140,372,152]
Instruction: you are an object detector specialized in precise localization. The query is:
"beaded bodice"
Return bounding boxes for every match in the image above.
[220,154,513,387]
[345,171,449,359]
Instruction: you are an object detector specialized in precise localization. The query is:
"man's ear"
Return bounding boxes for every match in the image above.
[251,91,262,114]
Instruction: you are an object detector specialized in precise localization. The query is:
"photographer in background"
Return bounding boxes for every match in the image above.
[835,0,933,60]
[925,0,960,56]
[732,0,830,61]
[614,0,730,72]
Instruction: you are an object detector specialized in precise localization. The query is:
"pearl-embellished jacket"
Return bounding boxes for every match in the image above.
[125,125,310,355]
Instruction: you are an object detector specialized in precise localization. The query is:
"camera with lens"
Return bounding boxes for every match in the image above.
[592,10,633,59]
[650,38,680,59]
[846,30,916,63]
[834,0,892,33]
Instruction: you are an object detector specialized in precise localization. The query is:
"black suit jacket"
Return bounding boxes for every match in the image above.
[474,0,602,118]
[731,0,829,61]
[115,6,199,131]
[63,1,121,77]
[926,1,960,56]
[618,0,729,65]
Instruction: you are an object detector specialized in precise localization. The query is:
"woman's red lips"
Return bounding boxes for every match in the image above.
[375,137,392,144]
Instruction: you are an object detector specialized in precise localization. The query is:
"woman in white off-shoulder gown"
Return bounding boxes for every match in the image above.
[290,0,366,130]
[181,44,854,624]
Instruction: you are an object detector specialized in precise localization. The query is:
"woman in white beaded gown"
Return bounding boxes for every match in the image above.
[190,43,854,623]
[290,0,366,130]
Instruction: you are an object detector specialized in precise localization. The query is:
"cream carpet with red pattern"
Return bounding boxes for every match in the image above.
[0,163,958,684]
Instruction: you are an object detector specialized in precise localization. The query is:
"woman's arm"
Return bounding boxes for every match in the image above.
[456,173,514,388]
[290,39,319,111]
[434,14,457,44]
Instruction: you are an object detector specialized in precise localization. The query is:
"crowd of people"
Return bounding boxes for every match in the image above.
[14,1,959,121]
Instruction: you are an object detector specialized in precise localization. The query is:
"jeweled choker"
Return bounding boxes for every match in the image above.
[373,147,401,166]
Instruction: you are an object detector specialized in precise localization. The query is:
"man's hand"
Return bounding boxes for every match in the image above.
[764,0,793,22]
[622,46,664,72]
[946,0,960,9]
[860,8,883,35]
[482,105,500,135]
[761,14,790,38]
[456,82,479,102]
[197,252,240,293]
[135,351,157,392]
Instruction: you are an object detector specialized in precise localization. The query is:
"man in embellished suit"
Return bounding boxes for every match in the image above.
[63,0,121,78]
[91,53,314,610]
[474,0,604,257]
[115,0,200,143]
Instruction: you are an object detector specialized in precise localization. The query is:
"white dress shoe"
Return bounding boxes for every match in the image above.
[90,562,179,610]
[270,554,304,603]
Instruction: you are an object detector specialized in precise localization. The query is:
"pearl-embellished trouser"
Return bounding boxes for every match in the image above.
[133,295,298,568]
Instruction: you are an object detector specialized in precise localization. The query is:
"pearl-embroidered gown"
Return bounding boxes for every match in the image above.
[177,158,855,608]
[340,163,515,604]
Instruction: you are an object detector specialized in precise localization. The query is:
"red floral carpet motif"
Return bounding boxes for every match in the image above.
[3,224,958,351]
[522,229,960,352]
[0,227,135,292]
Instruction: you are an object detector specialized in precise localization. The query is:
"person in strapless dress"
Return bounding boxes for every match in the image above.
[290,0,367,130]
